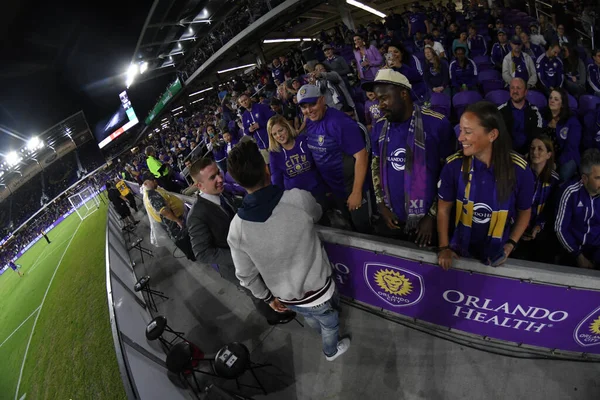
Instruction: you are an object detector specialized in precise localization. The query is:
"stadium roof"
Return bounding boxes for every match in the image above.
[127,0,242,85]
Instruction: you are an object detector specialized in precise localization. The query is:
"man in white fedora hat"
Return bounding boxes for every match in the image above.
[362,69,453,245]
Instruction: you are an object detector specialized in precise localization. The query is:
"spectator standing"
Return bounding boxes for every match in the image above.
[227,140,351,361]
[298,84,371,233]
[353,35,384,82]
[114,177,138,212]
[467,25,488,57]
[437,101,534,269]
[407,4,430,37]
[555,148,600,269]
[542,88,581,182]
[498,78,544,155]
[536,43,564,95]
[141,173,196,261]
[501,36,537,88]
[322,44,351,89]
[238,94,276,165]
[267,115,328,204]
[364,70,452,244]
[387,43,428,103]
[187,158,296,325]
[423,46,450,95]
[364,90,382,132]
[145,146,180,193]
[312,63,356,114]
[106,181,138,226]
[512,135,560,262]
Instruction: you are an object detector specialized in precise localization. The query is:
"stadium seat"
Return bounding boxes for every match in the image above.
[473,55,493,71]
[567,94,578,113]
[578,95,600,116]
[526,90,547,111]
[430,92,451,116]
[453,91,483,119]
[454,123,460,138]
[485,90,510,106]
[478,69,501,83]
[481,79,506,95]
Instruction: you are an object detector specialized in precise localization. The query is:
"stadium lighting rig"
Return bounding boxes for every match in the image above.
[346,0,386,18]
[189,87,213,97]
[5,151,22,167]
[217,63,257,74]
[263,38,315,43]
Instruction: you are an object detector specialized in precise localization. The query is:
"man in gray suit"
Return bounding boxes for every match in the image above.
[186,158,295,325]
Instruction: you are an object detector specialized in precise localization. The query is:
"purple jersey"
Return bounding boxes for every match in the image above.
[269,135,327,198]
[438,154,535,259]
[242,103,276,150]
[372,109,453,222]
[364,99,382,126]
[409,12,428,35]
[305,107,366,199]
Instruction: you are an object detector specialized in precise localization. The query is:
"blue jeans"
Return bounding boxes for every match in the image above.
[286,290,340,357]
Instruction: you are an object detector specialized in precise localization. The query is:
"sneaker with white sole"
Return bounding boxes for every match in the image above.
[325,338,351,361]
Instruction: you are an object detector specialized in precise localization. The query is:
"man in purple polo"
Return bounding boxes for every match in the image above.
[364,69,453,245]
[298,85,371,233]
[238,94,276,165]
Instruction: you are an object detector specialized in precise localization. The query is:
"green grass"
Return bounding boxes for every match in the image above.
[0,202,126,400]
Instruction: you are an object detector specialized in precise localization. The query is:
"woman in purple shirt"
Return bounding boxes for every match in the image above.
[437,101,534,269]
[266,115,328,204]
[353,35,383,81]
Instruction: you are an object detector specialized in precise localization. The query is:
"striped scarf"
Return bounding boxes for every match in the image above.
[450,156,510,261]
[378,105,427,231]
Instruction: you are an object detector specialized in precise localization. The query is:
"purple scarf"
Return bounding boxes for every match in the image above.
[379,105,427,231]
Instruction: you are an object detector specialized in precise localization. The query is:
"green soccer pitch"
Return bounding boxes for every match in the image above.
[0,201,126,400]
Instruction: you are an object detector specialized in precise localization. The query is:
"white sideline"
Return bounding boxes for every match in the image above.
[27,239,71,275]
[0,306,41,349]
[14,219,83,400]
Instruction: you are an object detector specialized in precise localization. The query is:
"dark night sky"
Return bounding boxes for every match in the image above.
[0,0,175,152]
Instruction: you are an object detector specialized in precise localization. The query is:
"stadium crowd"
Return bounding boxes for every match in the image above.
[120,1,600,273]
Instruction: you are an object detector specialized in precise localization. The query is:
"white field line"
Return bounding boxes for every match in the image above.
[18,394,26,400]
[27,239,71,274]
[14,219,84,400]
[0,306,42,349]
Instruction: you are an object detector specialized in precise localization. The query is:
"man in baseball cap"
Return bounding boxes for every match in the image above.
[363,69,453,244]
[297,84,371,233]
[491,29,510,68]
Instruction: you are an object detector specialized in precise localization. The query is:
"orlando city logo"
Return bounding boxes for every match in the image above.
[318,135,325,146]
[364,263,424,307]
[573,306,600,347]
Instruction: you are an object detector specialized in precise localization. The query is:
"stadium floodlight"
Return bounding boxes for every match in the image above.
[173,111,183,117]
[5,151,22,167]
[161,117,168,121]
[172,106,184,112]
[140,62,148,74]
[217,63,256,74]
[346,0,386,18]
[27,136,44,151]
[126,63,138,88]
[191,97,204,104]
[263,38,314,43]
[189,87,213,97]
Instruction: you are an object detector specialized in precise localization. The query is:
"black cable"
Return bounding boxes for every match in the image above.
[341,298,600,363]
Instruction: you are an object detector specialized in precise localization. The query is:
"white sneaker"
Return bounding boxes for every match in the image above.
[326,338,351,361]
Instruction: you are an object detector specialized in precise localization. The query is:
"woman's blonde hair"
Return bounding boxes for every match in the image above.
[267,114,298,152]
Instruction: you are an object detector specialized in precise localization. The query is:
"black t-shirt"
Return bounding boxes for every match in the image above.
[108,188,127,208]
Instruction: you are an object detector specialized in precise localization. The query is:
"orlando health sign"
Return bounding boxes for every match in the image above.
[324,243,600,354]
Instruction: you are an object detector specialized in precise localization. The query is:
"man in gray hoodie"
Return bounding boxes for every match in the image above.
[227,140,351,361]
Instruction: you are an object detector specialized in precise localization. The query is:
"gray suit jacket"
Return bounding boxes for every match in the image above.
[187,193,237,266]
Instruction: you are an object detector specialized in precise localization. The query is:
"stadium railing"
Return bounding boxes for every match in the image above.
[107,181,600,396]
[105,204,193,399]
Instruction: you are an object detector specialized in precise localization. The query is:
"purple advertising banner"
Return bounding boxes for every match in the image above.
[324,243,600,355]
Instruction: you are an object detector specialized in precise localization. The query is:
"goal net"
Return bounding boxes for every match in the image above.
[68,186,100,221]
